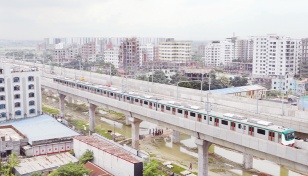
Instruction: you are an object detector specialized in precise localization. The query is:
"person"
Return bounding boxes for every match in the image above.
[189,163,192,170]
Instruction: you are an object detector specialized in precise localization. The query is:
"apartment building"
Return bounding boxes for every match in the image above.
[204,40,234,66]
[158,41,192,63]
[119,38,140,71]
[81,42,97,62]
[104,44,120,68]
[301,38,308,78]
[234,38,253,62]
[54,44,79,64]
[0,64,41,121]
[252,34,301,77]
[271,74,306,95]
[139,44,155,66]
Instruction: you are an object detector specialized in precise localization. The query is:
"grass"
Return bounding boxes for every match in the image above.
[98,108,125,118]
[42,106,60,115]
[95,127,112,139]
[67,119,88,131]
[156,159,198,175]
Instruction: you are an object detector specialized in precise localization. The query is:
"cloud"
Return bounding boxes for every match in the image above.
[0,0,307,40]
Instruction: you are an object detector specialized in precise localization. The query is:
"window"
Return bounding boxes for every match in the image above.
[29,93,35,98]
[15,110,21,116]
[29,109,35,114]
[28,76,34,81]
[190,112,196,117]
[28,84,34,90]
[0,96,4,100]
[14,85,20,91]
[0,104,5,109]
[221,120,228,125]
[144,101,148,105]
[110,93,113,96]
[29,101,35,106]
[135,99,139,102]
[166,106,170,111]
[0,87,4,92]
[0,78,4,83]
[210,117,212,121]
[14,94,20,99]
[177,109,183,114]
[203,115,207,120]
[257,129,265,135]
[238,124,241,129]
[15,102,21,108]
[13,77,20,83]
[1,112,6,118]
[126,97,130,100]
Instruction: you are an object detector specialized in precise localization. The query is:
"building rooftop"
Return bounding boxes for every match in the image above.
[0,115,79,145]
[74,136,142,164]
[14,152,78,175]
[0,125,25,141]
[85,162,114,176]
[208,85,266,94]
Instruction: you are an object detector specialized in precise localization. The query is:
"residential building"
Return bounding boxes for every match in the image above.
[54,44,79,64]
[119,38,140,71]
[271,74,306,95]
[104,44,120,68]
[81,42,97,62]
[0,64,41,120]
[252,34,301,77]
[301,38,308,78]
[139,44,154,66]
[204,40,234,66]
[158,41,192,63]
[234,38,253,62]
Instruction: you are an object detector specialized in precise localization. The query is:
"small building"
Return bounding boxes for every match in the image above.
[74,135,143,176]
[0,125,28,157]
[0,115,79,156]
[14,152,78,176]
[208,85,267,99]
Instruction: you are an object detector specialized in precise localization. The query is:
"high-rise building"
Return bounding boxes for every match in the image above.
[252,34,301,77]
[104,43,120,68]
[0,64,42,121]
[81,42,97,62]
[301,38,308,78]
[139,44,154,66]
[158,41,192,63]
[54,44,79,64]
[119,38,140,71]
[234,38,253,62]
[204,40,234,66]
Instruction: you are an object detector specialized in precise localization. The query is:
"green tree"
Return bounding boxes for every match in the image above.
[170,72,188,85]
[49,162,91,176]
[230,77,248,87]
[3,152,20,176]
[31,172,43,176]
[152,70,169,84]
[137,75,149,81]
[143,160,164,176]
[78,149,94,164]
[219,76,230,88]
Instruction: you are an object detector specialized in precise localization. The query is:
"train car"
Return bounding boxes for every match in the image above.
[52,76,295,146]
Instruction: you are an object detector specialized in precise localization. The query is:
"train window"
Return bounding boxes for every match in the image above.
[269,131,275,137]
[221,120,228,125]
[157,104,160,108]
[135,99,139,102]
[203,115,206,120]
[110,93,114,96]
[177,109,183,114]
[85,87,88,89]
[190,112,195,117]
[126,97,130,100]
[249,126,254,132]
[144,101,148,105]
[154,103,156,107]
[210,117,212,121]
[238,124,241,129]
[166,106,170,111]
[104,91,107,94]
[96,89,100,92]
[257,129,265,135]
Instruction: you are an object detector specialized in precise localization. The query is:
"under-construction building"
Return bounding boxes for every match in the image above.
[119,38,140,72]
[301,38,308,78]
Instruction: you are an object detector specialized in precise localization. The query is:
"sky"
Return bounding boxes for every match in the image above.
[0,0,308,41]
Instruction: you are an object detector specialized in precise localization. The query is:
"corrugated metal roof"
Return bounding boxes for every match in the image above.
[208,85,266,94]
[0,115,79,145]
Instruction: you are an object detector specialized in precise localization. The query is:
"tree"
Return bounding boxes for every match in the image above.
[78,149,94,164]
[3,152,20,176]
[137,75,149,81]
[152,70,169,84]
[170,72,188,85]
[143,160,164,176]
[230,77,248,87]
[49,162,91,176]
[31,172,43,176]
[219,76,230,88]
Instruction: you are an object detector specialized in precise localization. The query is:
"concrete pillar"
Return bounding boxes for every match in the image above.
[89,103,97,132]
[243,153,253,169]
[125,116,131,125]
[172,130,181,143]
[280,166,289,176]
[195,138,212,176]
[130,117,142,150]
[59,94,66,117]
[67,96,73,104]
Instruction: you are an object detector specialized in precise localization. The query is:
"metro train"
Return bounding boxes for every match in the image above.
[53,77,295,146]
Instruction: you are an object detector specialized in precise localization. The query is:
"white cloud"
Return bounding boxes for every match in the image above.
[0,0,307,40]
